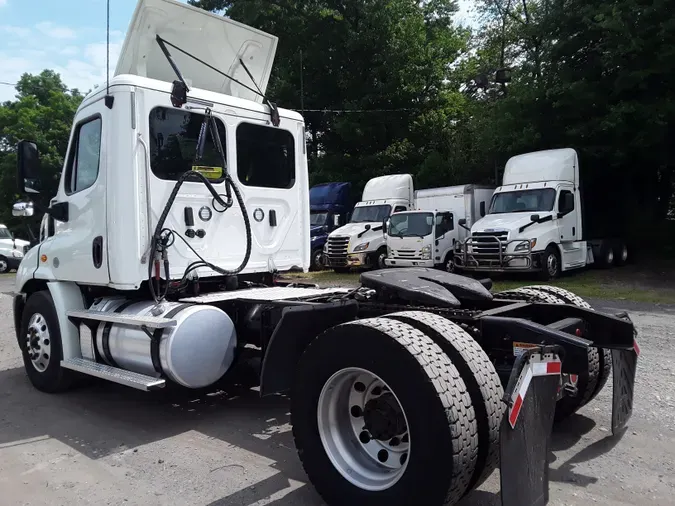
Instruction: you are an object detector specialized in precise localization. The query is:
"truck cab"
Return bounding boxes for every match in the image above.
[309,182,352,269]
[454,148,626,279]
[323,174,413,271]
[385,185,494,271]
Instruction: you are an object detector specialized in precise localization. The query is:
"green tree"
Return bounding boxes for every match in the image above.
[189,0,477,193]
[0,70,83,235]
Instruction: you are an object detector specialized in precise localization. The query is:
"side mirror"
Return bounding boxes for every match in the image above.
[12,202,34,217]
[364,224,371,231]
[458,218,470,231]
[530,214,540,222]
[17,140,41,194]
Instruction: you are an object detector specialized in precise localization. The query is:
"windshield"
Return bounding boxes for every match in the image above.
[0,228,13,240]
[310,211,329,226]
[350,204,392,223]
[388,213,433,237]
[489,188,556,214]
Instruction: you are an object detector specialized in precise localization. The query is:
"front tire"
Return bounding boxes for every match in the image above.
[292,318,478,506]
[0,255,9,274]
[19,290,75,393]
[538,245,561,280]
[311,248,324,271]
[372,247,388,270]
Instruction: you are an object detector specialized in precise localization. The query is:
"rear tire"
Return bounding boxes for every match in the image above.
[19,290,75,393]
[0,255,9,274]
[495,286,610,421]
[614,241,629,266]
[383,311,503,491]
[291,318,478,506]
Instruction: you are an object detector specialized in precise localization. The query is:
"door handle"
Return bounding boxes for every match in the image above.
[269,210,277,227]
[92,236,103,269]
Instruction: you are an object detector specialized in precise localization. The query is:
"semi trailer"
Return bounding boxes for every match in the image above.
[384,185,494,271]
[309,182,353,270]
[11,1,638,506]
[454,148,631,279]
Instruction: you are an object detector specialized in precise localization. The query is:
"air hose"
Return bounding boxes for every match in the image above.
[148,111,252,303]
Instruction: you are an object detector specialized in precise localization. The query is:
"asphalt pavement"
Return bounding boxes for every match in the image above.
[1,274,674,505]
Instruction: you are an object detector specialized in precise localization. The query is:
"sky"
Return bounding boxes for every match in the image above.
[0,0,477,102]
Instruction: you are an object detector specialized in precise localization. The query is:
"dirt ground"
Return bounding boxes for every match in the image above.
[0,274,674,506]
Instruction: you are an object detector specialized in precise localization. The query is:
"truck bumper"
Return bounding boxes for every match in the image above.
[385,258,433,268]
[324,253,372,268]
[454,239,543,272]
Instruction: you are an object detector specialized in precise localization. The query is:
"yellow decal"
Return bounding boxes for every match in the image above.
[192,165,223,180]
[512,341,538,357]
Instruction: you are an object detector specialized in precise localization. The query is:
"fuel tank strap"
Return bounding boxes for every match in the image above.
[150,303,196,376]
[100,300,137,368]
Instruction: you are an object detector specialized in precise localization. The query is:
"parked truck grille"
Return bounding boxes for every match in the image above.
[392,249,421,260]
[470,231,508,259]
[326,236,350,266]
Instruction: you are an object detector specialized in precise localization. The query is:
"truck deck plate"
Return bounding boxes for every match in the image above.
[180,286,351,303]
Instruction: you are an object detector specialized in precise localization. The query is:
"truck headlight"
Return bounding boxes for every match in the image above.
[421,245,431,260]
[11,250,23,258]
[353,242,370,252]
[515,239,536,251]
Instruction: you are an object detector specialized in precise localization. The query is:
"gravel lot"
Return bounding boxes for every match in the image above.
[1,275,674,506]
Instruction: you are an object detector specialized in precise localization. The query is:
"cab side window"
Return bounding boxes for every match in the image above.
[435,212,454,236]
[558,190,575,215]
[65,116,102,194]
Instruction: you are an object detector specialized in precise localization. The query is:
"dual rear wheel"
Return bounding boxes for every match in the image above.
[291,314,503,506]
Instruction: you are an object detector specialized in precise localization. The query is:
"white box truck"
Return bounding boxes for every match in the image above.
[454,148,630,279]
[323,174,414,271]
[384,185,494,271]
[8,3,640,505]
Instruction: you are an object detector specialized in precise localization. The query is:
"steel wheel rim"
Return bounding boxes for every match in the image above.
[547,254,558,277]
[607,249,614,264]
[621,246,628,262]
[0,259,7,272]
[378,253,387,269]
[446,257,455,273]
[26,313,51,372]
[317,367,410,491]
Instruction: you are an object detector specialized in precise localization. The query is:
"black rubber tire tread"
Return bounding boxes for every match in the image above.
[527,285,613,404]
[382,311,503,491]
[19,290,75,393]
[497,286,602,420]
[291,317,478,506]
[494,287,565,304]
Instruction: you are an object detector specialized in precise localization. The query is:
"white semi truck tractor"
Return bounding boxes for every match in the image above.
[454,148,631,279]
[10,2,639,505]
[323,174,414,271]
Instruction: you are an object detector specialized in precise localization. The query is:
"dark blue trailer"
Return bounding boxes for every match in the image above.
[309,182,353,269]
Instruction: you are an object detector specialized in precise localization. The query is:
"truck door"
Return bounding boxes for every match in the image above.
[556,186,584,267]
[234,120,306,271]
[434,212,455,262]
[36,103,109,284]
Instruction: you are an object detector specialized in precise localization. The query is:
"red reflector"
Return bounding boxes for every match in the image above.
[634,338,641,357]
[575,328,582,337]
[547,361,562,374]
[509,395,523,428]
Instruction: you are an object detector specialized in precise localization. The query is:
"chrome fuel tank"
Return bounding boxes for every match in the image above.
[87,298,236,388]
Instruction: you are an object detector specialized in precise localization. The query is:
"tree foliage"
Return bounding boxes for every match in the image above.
[0,70,83,235]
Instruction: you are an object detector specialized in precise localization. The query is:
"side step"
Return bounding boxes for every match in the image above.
[61,358,166,391]
[66,309,176,329]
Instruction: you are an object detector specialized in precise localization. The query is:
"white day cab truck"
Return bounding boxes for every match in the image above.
[323,174,413,272]
[0,224,31,274]
[384,185,494,272]
[454,148,631,280]
[10,2,639,506]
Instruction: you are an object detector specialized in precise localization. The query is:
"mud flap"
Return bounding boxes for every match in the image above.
[500,346,562,506]
[611,338,639,435]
